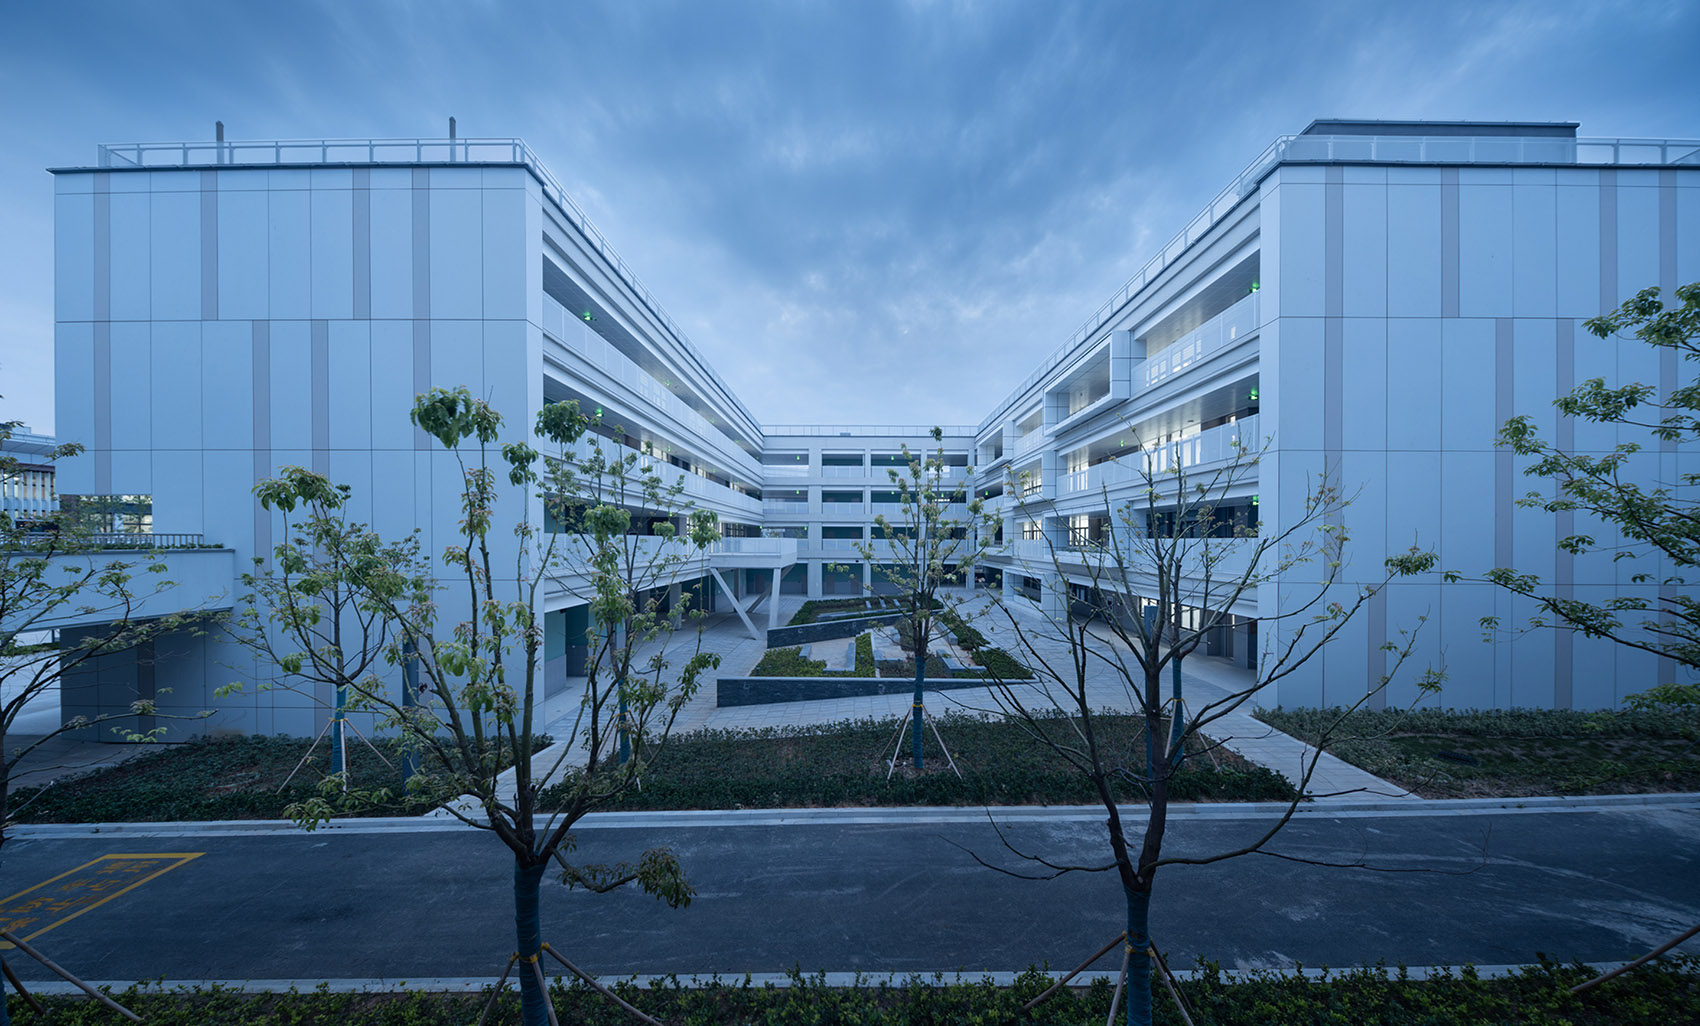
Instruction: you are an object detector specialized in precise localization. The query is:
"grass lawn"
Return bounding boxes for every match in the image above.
[1256,707,1700,798]
[10,716,1293,822]
[562,713,1295,810]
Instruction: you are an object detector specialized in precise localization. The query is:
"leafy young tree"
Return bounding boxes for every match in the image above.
[981,436,1439,1026]
[1473,281,1700,993]
[851,427,995,770]
[1484,282,1700,709]
[242,388,719,1026]
[229,469,416,786]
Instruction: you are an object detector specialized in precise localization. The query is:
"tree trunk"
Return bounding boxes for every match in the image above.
[331,685,346,777]
[912,648,925,770]
[513,858,550,1026]
[1123,884,1154,1026]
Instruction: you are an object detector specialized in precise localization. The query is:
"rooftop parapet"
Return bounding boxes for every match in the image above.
[974,127,1700,435]
[74,136,761,441]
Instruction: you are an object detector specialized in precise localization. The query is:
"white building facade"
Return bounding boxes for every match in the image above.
[45,121,1700,732]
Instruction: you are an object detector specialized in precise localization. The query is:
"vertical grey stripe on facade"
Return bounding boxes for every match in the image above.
[92,175,112,494]
[311,319,330,475]
[1440,168,1459,318]
[411,168,432,448]
[93,184,110,322]
[413,320,432,450]
[1598,169,1617,315]
[1322,167,1344,470]
[1554,319,1575,710]
[251,321,272,560]
[92,323,111,494]
[411,168,430,320]
[1493,319,1514,570]
[1365,588,1387,712]
[352,168,371,320]
[1656,170,1678,692]
[200,171,218,321]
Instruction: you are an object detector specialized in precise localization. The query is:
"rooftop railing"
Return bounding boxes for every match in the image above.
[95,136,759,438]
[975,132,1700,435]
[763,425,979,437]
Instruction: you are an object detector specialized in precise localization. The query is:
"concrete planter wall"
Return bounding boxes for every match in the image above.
[765,611,908,648]
[716,672,1036,708]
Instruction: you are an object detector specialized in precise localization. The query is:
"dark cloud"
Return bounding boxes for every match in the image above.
[2,0,1696,431]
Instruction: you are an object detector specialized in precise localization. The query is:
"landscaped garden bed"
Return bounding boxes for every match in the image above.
[1256,706,1700,798]
[10,715,1293,822]
[785,596,933,626]
[7,958,1696,1024]
[554,714,1295,809]
[6,733,542,823]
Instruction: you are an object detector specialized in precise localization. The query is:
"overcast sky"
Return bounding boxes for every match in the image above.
[2,0,1697,434]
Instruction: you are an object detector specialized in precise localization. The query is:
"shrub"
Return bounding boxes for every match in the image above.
[972,647,1032,679]
[751,646,831,677]
[15,959,1700,1025]
[540,713,1296,810]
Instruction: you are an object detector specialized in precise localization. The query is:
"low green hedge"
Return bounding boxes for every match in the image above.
[8,734,547,824]
[8,958,1696,1024]
[1257,706,1700,798]
[560,713,1295,809]
[751,634,876,678]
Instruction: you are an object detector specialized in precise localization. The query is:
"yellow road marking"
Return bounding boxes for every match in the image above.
[0,852,204,948]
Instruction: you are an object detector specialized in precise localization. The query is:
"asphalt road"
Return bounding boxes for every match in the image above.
[1,803,1697,982]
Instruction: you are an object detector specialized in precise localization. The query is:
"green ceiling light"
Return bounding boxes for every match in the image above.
[594,406,603,417]
[1249,388,1259,401]
[1249,281,1260,293]
[582,310,595,321]
[1251,494,1259,506]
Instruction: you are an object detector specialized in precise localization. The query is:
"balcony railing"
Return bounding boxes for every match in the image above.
[20,532,211,549]
[543,295,760,479]
[820,466,866,478]
[975,131,1700,436]
[761,464,810,478]
[763,500,809,514]
[1145,292,1260,389]
[1061,415,1261,496]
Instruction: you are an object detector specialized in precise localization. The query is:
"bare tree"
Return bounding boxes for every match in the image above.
[978,433,1441,1026]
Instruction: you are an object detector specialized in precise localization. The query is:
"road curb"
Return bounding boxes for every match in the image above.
[9,791,1698,839]
[8,961,1653,995]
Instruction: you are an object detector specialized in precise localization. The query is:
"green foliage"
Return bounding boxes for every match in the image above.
[749,634,887,678]
[970,647,1030,679]
[787,597,897,626]
[938,607,987,650]
[751,646,833,677]
[8,734,548,823]
[1258,706,1700,798]
[7,958,1697,1024]
[1480,282,1700,708]
[541,714,1294,810]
